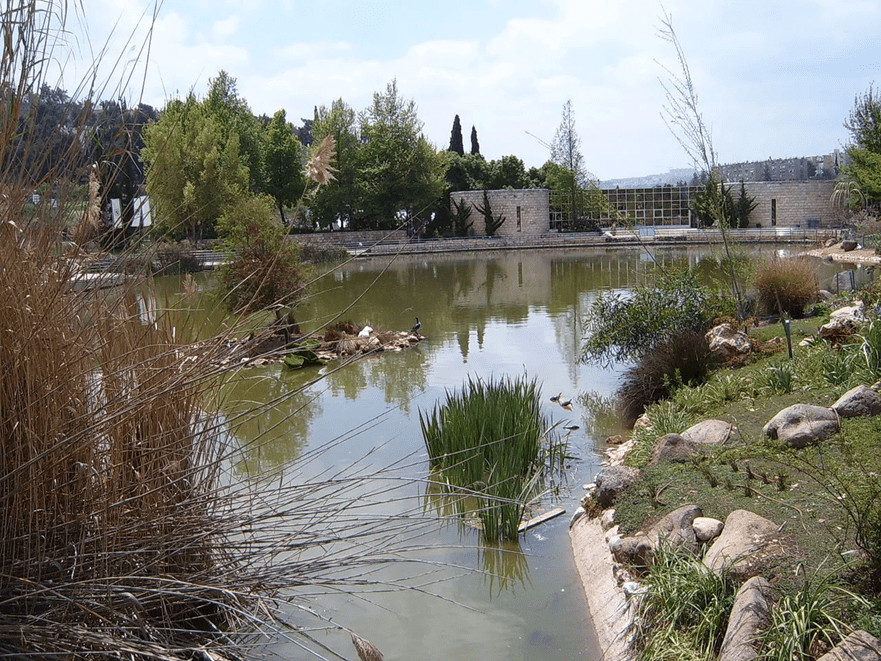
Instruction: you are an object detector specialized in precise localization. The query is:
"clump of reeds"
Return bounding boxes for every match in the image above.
[753,256,820,317]
[419,375,566,542]
[0,2,440,658]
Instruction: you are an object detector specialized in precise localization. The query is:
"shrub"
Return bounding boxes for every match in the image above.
[584,268,716,365]
[753,256,819,317]
[616,330,717,427]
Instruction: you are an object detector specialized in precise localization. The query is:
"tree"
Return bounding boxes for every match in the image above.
[141,95,249,240]
[485,155,529,189]
[470,125,480,155]
[733,180,758,228]
[356,79,445,230]
[444,152,488,192]
[845,84,881,153]
[690,171,733,228]
[474,189,505,236]
[309,99,361,229]
[448,114,464,155]
[450,196,473,237]
[204,71,264,193]
[842,84,881,204]
[261,109,305,224]
[550,99,589,188]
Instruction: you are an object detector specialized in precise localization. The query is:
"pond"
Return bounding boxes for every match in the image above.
[150,244,859,660]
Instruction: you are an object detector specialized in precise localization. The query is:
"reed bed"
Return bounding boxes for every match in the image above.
[419,375,566,542]
[0,3,452,658]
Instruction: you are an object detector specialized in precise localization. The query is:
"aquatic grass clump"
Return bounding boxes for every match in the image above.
[419,374,565,542]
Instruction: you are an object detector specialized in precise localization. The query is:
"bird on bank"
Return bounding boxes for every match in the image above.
[550,393,562,403]
[410,317,421,334]
[563,424,580,431]
[560,399,573,410]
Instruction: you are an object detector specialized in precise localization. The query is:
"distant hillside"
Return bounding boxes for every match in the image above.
[600,168,694,189]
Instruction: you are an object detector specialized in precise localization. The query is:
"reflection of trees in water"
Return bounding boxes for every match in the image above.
[325,348,430,415]
[215,370,322,471]
[481,542,531,598]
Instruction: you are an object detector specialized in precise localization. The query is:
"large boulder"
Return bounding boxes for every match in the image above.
[610,533,655,568]
[703,510,786,580]
[819,303,867,342]
[840,239,859,252]
[647,504,703,554]
[706,323,752,362]
[594,466,641,508]
[762,404,840,448]
[718,576,773,661]
[648,433,700,465]
[816,630,881,661]
[681,419,736,446]
[832,384,881,418]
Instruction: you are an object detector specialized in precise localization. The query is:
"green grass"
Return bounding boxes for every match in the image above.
[419,374,565,543]
[613,306,881,649]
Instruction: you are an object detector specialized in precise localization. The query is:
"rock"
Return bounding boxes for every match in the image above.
[819,303,867,342]
[600,508,616,531]
[706,323,752,362]
[829,270,858,292]
[763,404,840,448]
[648,433,700,465]
[610,533,655,567]
[647,504,702,554]
[816,630,881,661]
[632,413,652,431]
[604,525,620,544]
[693,516,724,542]
[832,384,881,418]
[594,466,641,507]
[841,239,859,252]
[718,577,773,661]
[605,434,627,446]
[569,507,586,528]
[824,238,838,247]
[604,439,636,467]
[817,289,835,301]
[681,419,736,446]
[703,510,785,579]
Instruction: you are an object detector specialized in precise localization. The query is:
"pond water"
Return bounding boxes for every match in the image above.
[150,245,859,660]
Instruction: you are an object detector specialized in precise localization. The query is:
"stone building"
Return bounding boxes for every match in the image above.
[453,179,837,234]
[451,189,550,237]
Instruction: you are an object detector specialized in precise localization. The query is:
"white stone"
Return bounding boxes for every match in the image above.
[693,516,724,542]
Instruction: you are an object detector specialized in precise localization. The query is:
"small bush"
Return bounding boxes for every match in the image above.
[753,256,819,317]
[616,331,717,427]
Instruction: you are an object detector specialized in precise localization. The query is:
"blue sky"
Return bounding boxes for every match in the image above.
[67,0,881,179]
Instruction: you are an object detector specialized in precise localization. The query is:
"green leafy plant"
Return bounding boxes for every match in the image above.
[760,564,869,661]
[635,545,736,661]
[419,374,565,542]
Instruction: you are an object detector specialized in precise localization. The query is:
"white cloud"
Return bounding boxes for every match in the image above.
[212,15,240,40]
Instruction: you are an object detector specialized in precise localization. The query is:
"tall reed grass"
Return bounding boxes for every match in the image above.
[0,3,442,658]
[419,375,565,542]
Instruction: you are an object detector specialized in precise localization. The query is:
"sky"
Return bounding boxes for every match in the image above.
[60,0,881,180]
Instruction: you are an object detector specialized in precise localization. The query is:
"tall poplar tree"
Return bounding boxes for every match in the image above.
[470,125,480,155]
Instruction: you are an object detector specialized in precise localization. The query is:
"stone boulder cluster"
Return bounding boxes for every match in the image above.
[569,382,881,660]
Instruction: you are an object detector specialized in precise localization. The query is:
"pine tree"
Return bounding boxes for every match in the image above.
[449,114,464,155]
[470,125,480,155]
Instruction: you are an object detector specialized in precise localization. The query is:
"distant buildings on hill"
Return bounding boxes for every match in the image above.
[601,151,845,189]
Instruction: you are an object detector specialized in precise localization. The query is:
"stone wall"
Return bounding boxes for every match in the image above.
[744,180,837,229]
[452,189,550,236]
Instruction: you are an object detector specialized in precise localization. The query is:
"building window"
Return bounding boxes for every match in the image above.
[771,199,777,226]
[516,206,522,232]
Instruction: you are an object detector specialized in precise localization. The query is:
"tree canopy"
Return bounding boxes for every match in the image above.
[448,114,464,155]
[843,84,881,203]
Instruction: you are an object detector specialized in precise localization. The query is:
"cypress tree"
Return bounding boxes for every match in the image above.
[448,114,464,155]
[470,125,480,155]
